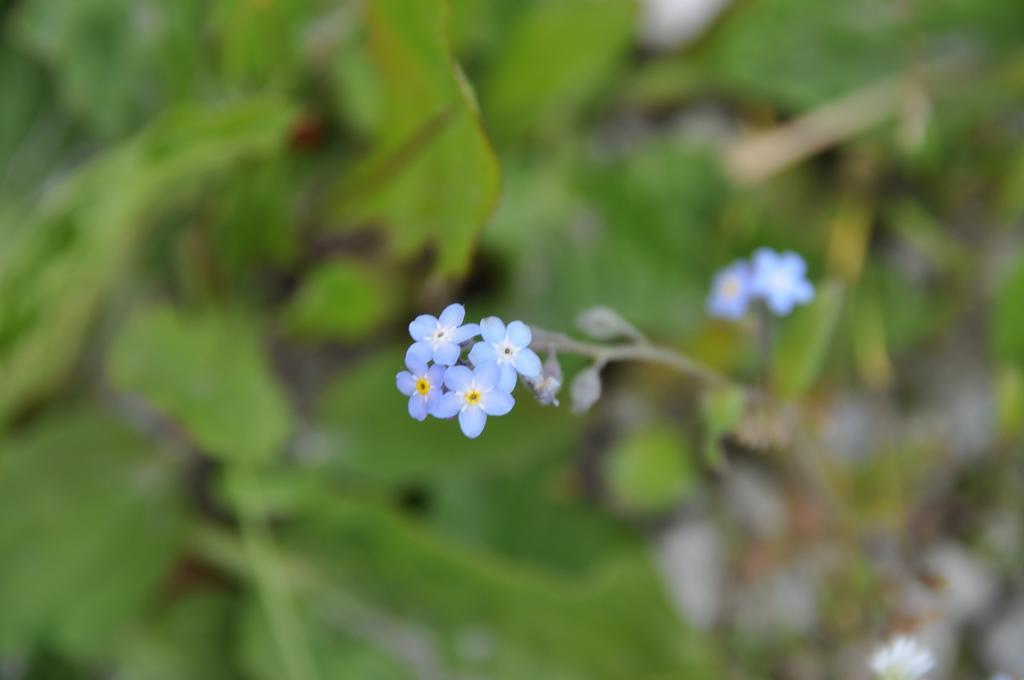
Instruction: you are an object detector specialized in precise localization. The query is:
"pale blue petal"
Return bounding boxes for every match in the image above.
[752,247,779,272]
[425,390,441,411]
[482,390,514,416]
[427,365,446,387]
[396,371,416,396]
[438,303,465,328]
[408,395,428,421]
[404,348,429,375]
[497,364,517,392]
[444,365,473,392]
[505,321,532,348]
[409,315,437,341]
[794,279,815,304]
[513,348,541,378]
[458,407,487,439]
[480,316,506,344]
[451,323,481,343]
[433,392,461,419]
[407,341,433,364]
[767,291,794,316]
[433,342,461,366]
[469,341,496,366]
[475,361,500,390]
[781,251,806,277]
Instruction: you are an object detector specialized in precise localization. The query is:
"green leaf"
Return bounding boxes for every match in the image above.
[772,280,845,398]
[604,424,698,514]
[483,0,634,140]
[283,261,401,341]
[0,97,295,432]
[335,0,500,277]
[0,408,185,659]
[108,306,293,465]
[700,384,746,466]
[277,500,719,679]
[12,0,209,136]
[993,253,1024,365]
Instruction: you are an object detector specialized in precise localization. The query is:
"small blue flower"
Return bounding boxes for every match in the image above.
[469,317,542,392]
[707,260,754,320]
[395,349,446,421]
[407,303,481,366]
[750,248,815,316]
[433,363,515,439]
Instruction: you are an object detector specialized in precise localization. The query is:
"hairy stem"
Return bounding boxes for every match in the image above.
[529,326,728,386]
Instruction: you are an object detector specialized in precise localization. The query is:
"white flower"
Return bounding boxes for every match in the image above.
[869,636,935,680]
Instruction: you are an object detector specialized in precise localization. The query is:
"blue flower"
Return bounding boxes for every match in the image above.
[395,349,445,421]
[469,317,542,391]
[433,363,515,439]
[707,260,754,320]
[750,248,815,316]
[407,303,481,366]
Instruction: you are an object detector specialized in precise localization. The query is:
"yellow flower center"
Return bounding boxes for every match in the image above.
[722,277,740,298]
[416,378,431,396]
[464,389,481,406]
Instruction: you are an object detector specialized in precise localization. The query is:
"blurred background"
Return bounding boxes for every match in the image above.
[1,0,1023,678]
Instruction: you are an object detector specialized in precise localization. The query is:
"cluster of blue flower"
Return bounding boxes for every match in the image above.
[706,247,815,320]
[396,304,542,438]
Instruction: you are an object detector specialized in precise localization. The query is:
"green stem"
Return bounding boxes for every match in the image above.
[235,472,320,680]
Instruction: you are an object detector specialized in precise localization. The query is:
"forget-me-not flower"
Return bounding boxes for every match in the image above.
[707,260,754,320]
[395,349,445,421]
[869,636,935,680]
[433,363,514,439]
[469,317,542,391]
[749,247,815,316]
[408,303,481,366]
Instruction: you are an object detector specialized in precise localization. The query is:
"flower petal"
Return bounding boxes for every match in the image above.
[404,348,429,375]
[407,341,433,364]
[481,390,514,416]
[474,361,500,390]
[480,316,506,344]
[409,315,437,341]
[432,392,461,419]
[505,321,532,348]
[469,341,497,367]
[396,371,416,396]
[444,365,473,392]
[425,390,440,411]
[438,303,465,328]
[513,347,542,378]
[433,342,461,366]
[780,251,806,277]
[408,395,428,421]
[497,364,517,392]
[458,407,487,439]
[427,364,446,388]
[451,322,481,343]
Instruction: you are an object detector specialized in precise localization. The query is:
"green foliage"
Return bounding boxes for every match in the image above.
[335,0,500,276]
[993,254,1024,366]
[283,261,401,340]
[0,408,185,659]
[604,424,698,513]
[0,98,294,432]
[772,280,845,398]
[108,306,293,465]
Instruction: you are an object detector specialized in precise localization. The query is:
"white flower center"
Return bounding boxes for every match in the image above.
[429,324,454,347]
[495,339,518,365]
[770,271,789,291]
[460,382,490,409]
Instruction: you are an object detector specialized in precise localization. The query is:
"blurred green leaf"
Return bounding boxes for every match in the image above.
[0,98,295,432]
[278,499,719,679]
[335,0,500,277]
[0,408,185,659]
[993,252,1024,365]
[604,424,698,514]
[483,0,634,140]
[108,306,292,465]
[700,384,746,466]
[12,0,209,136]
[772,280,844,398]
[115,592,237,680]
[283,261,401,341]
